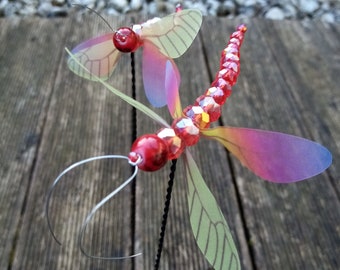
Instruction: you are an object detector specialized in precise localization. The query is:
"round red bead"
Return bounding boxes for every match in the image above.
[129,134,168,171]
[113,27,140,53]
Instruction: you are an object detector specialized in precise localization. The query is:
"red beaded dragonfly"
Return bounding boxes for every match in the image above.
[49,25,332,269]
[67,8,202,107]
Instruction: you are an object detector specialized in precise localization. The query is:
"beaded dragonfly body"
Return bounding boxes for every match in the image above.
[48,25,332,269]
[67,8,202,107]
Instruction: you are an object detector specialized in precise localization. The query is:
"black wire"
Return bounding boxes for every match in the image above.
[130,52,137,270]
[154,159,178,270]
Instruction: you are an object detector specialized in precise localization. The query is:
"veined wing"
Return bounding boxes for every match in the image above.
[141,9,202,58]
[184,150,240,270]
[202,127,332,183]
[67,33,120,80]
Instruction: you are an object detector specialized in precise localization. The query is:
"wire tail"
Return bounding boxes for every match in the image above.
[78,159,142,260]
[45,155,141,255]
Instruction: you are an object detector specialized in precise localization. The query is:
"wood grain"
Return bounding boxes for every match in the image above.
[0,15,339,270]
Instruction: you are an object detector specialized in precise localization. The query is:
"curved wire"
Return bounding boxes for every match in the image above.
[45,155,141,253]
[78,158,142,260]
[72,4,115,32]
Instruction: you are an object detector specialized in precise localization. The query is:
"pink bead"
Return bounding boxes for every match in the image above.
[129,134,168,171]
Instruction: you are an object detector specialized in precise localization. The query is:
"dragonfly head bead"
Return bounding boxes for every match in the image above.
[129,134,169,171]
[113,27,141,53]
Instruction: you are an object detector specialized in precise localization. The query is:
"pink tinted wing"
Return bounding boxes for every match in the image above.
[143,41,180,107]
[67,33,121,80]
[140,9,202,58]
[202,127,332,183]
[165,60,182,118]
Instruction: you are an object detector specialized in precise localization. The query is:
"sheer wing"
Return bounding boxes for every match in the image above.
[202,127,332,183]
[67,33,121,80]
[141,9,202,58]
[142,42,171,107]
[184,150,240,270]
[165,60,182,117]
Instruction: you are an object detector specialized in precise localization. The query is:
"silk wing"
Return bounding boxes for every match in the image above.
[184,150,240,270]
[141,9,202,58]
[67,33,120,80]
[202,127,332,183]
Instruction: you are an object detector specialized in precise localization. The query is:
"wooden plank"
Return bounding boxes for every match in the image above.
[201,17,339,269]
[10,15,135,269]
[0,17,70,270]
[1,15,338,270]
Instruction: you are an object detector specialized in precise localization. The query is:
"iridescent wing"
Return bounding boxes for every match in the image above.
[67,33,121,80]
[202,127,332,183]
[165,60,182,117]
[140,9,202,58]
[184,150,240,270]
[142,41,180,107]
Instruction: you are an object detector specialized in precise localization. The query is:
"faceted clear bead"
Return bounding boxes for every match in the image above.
[183,105,210,129]
[157,128,184,159]
[172,117,200,146]
[196,95,221,122]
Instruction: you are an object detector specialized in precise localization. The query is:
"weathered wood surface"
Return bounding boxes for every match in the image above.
[0,14,339,270]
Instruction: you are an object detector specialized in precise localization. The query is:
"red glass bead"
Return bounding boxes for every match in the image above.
[205,86,228,105]
[175,3,183,12]
[229,37,241,47]
[216,68,238,86]
[221,52,239,63]
[231,30,245,43]
[172,117,200,146]
[183,105,210,129]
[237,24,247,33]
[157,128,184,159]
[211,78,232,99]
[113,27,140,53]
[129,134,168,171]
[221,60,240,74]
[222,44,239,57]
[196,95,221,122]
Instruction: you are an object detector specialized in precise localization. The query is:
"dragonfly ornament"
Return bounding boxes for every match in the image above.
[48,25,332,269]
[67,8,202,107]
